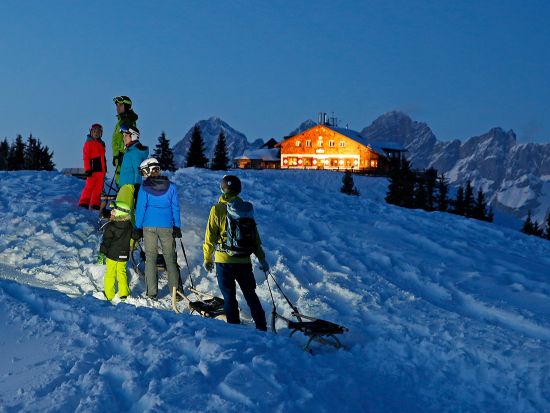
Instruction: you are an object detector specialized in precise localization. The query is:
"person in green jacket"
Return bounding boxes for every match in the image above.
[112,95,138,184]
[203,175,269,331]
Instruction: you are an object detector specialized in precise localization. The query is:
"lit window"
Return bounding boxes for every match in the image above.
[339,141,345,147]
[329,140,335,147]
[318,141,323,147]
[306,140,312,147]
[295,140,301,147]
[370,159,378,168]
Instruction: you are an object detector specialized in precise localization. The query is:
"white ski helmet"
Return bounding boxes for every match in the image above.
[139,157,161,177]
[120,124,140,142]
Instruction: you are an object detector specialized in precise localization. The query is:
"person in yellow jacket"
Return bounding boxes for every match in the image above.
[112,96,138,184]
[203,175,269,331]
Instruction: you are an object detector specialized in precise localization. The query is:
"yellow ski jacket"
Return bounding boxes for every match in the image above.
[203,194,266,264]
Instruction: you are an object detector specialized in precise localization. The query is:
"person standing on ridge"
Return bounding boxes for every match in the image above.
[133,158,182,299]
[203,175,269,331]
[112,96,138,184]
[116,125,149,209]
[79,123,107,210]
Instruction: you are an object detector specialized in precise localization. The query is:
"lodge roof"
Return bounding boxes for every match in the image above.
[281,123,406,156]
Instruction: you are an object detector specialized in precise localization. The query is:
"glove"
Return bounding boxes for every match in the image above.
[173,226,182,238]
[132,228,143,241]
[85,170,92,177]
[97,252,106,265]
[258,258,270,272]
[203,261,214,273]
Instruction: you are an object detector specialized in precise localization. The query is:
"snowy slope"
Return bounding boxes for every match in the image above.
[1,170,550,412]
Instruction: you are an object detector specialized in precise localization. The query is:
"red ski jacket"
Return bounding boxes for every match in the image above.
[83,136,107,173]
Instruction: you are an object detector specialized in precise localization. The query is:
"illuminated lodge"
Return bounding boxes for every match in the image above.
[277,122,405,173]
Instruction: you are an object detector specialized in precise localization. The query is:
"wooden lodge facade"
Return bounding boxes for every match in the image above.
[277,123,405,174]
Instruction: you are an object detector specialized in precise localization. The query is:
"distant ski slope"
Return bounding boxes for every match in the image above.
[0,170,549,412]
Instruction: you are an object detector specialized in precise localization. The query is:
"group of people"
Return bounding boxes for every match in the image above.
[78,96,270,330]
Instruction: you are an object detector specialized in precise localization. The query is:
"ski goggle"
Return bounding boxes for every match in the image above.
[113,96,132,105]
[109,201,131,214]
[90,124,103,131]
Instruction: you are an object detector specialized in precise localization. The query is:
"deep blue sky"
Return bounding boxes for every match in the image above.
[1,0,549,168]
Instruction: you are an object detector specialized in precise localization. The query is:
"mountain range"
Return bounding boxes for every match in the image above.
[172,112,549,222]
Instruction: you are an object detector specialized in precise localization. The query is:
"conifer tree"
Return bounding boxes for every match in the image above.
[341,170,360,195]
[464,180,474,217]
[413,173,427,209]
[0,138,9,170]
[185,126,208,168]
[472,188,488,221]
[452,186,466,216]
[153,132,176,172]
[8,135,25,170]
[486,206,494,223]
[544,214,550,240]
[424,167,438,211]
[211,130,230,170]
[521,211,536,235]
[38,143,55,171]
[436,173,450,212]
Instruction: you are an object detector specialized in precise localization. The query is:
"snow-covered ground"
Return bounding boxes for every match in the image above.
[0,169,549,412]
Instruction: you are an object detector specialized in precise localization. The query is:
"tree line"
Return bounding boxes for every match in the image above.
[0,135,55,171]
[521,211,550,240]
[385,158,494,222]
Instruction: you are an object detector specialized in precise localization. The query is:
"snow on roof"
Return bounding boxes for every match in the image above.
[234,148,280,161]
[289,124,406,156]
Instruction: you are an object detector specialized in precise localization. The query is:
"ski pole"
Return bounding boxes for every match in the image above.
[179,239,195,289]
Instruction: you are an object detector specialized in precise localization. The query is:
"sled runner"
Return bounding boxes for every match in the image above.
[263,270,348,353]
[171,240,226,320]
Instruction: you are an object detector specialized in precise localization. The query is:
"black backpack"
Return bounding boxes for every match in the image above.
[224,199,257,257]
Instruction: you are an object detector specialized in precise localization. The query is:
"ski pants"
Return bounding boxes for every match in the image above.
[104,258,130,301]
[143,227,180,297]
[215,263,267,331]
[80,172,105,208]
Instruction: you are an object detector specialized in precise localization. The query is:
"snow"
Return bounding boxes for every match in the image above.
[1,169,550,412]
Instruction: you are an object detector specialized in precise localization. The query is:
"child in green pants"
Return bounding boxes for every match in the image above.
[99,200,133,301]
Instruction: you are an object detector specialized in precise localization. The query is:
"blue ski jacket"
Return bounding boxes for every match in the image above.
[119,142,149,186]
[135,176,181,229]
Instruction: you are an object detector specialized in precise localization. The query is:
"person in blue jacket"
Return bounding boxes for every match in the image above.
[133,158,181,299]
[116,125,149,209]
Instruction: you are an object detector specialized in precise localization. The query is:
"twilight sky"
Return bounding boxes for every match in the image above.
[0,0,549,168]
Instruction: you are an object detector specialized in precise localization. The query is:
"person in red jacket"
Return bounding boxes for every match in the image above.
[79,123,107,210]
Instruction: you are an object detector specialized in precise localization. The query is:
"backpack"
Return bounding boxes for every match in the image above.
[223,199,257,257]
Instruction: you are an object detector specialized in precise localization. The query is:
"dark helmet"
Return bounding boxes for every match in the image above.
[113,95,133,112]
[220,175,241,195]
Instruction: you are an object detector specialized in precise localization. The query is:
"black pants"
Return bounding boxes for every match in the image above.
[216,263,267,331]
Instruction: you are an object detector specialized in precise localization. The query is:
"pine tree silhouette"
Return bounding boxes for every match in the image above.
[521,211,536,235]
[0,139,9,170]
[153,132,176,172]
[413,172,427,209]
[436,173,450,212]
[452,186,466,216]
[464,180,474,217]
[544,214,550,240]
[472,188,488,221]
[211,130,229,170]
[8,135,25,170]
[185,126,208,168]
[340,170,360,195]
[424,168,437,211]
